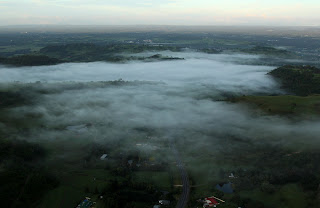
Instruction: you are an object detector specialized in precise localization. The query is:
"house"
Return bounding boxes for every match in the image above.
[203,197,219,207]
[159,200,170,205]
[229,173,235,178]
[128,160,133,166]
[202,196,225,208]
[100,154,108,160]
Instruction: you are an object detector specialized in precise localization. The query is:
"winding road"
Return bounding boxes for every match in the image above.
[171,142,190,208]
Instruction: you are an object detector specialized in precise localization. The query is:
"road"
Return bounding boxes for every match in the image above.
[171,142,190,208]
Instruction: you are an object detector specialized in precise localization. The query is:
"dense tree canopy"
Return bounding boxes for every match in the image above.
[268,65,320,96]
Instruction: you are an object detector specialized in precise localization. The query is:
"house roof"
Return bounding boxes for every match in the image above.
[100,154,108,160]
[205,197,219,205]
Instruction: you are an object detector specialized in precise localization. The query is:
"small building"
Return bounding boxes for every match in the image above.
[128,160,133,166]
[201,196,225,207]
[159,200,170,205]
[229,173,235,178]
[100,154,108,160]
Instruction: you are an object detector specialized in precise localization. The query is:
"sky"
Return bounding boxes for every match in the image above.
[0,0,319,26]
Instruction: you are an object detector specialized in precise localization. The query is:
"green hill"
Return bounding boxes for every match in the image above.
[268,65,320,96]
[230,65,320,116]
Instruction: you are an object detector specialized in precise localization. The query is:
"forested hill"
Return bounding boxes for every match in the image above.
[0,44,183,66]
[268,65,320,96]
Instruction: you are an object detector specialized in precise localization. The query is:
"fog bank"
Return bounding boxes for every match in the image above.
[1,52,319,153]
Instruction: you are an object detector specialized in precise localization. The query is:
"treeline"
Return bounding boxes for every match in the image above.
[214,145,320,208]
[268,65,320,96]
[40,43,182,62]
[40,43,181,55]
[240,46,294,57]
[0,55,63,66]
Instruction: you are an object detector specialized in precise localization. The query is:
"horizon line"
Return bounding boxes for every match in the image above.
[1,24,320,28]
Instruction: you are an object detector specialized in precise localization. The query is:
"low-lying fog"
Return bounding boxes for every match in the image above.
[1,53,268,86]
[1,52,320,150]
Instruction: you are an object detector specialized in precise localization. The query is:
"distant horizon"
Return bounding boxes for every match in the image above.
[1,24,320,27]
[1,24,320,37]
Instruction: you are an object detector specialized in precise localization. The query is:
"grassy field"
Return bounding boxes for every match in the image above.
[38,168,114,208]
[133,171,171,189]
[240,184,309,208]
[232,95,320,116]
[38,186,86,208]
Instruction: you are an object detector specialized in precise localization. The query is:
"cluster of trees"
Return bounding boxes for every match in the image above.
[98,167,161,208]
[268,65,320,96]
[83,146,175,208]
[0,139,45,162]
[0,139,59,208]
[0,91,29,107]
[240,46,294,57]
[241,147,319,189]
[212,144,320,208]
[232,167,319,193]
